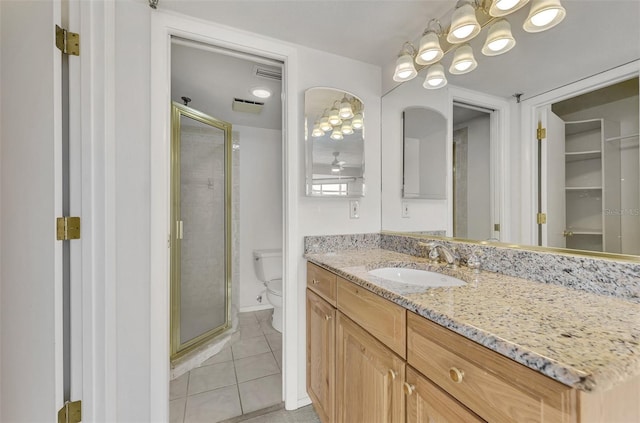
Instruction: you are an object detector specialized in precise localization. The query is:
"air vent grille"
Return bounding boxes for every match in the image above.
[253,65,282,81]
[232,98,264,114]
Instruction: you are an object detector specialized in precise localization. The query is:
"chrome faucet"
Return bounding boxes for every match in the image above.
[420,242,459,268]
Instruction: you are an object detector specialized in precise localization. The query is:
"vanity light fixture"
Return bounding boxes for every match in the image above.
[341,120,354,135]
[328,102,343,126]
[489,0,530,17]
[352,113,364,130]
[449,44,477,74]
[311,124,324,138]
[481,18,516,56]
[330,127,344,141]
[392,0,566,89]
[339,96,354,119]
[319,110,333,132]
[250,87,272,99]
[416,20,444,65]
[447,1,482,44]
[423,63,448,89]
[523,0,566,32]
[392,42,418,82]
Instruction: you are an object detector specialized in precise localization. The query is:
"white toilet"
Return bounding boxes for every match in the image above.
[253,249,283,333]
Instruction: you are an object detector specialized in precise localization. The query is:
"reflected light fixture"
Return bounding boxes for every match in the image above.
[352,113,364,130]
[311,124,324,138]
[523,0,566,32]
[328,102,342,126]
[423,63,447,89]
[447,0,481,44]
[449,44,477,74]
[341,120,354,135]
[330,127,344,141]
[393,42,418,82]
[339,96,354,119]
[319,109,333,132]
[482,19,516,56]
[489,0,530,17]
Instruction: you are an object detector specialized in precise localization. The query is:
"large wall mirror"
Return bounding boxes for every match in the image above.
[305,87,365,197]
[402,107,446,199]
[381,1,639,259]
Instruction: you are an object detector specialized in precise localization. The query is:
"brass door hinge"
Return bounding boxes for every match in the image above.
[57,217,81,241]
[536,122,546,140]
[537,213,547,225]
[58,400,81,423]
[55,25,80,56]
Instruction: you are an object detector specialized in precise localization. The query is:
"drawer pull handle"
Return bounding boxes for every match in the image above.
[312,279,319,284]
[388,369,397,380]
[324,314,332,321]
[449,367,464,383]
[403,382,415,396]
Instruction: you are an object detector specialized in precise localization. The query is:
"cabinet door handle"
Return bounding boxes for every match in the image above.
[312,279,319,284]
[449,367,464,383]
[403,382,415,396]
[388,369,397,380]
[324,314,332,321]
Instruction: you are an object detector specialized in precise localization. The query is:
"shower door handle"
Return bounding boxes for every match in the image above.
[176,220,184,240]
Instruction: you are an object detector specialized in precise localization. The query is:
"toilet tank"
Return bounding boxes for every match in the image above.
[253,249,282,282]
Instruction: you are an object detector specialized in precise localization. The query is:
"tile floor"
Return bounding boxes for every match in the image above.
[170,309,284,423]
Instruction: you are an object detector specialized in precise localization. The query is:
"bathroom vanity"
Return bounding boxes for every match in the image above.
[305,246,640,423]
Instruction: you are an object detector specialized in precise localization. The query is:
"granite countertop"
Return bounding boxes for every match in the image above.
[305,248,640,393]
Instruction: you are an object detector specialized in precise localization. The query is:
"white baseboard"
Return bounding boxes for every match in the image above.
[290,395,311,410]
[239,304,274,313]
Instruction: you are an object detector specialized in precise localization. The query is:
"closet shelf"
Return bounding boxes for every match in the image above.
[566,230,603,236]
[565,150,601,162]
[565,186,602,191]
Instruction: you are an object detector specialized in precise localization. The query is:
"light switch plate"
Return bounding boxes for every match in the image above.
[350,200,360,219]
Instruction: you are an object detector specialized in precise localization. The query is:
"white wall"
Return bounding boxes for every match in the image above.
[237,125,283,311]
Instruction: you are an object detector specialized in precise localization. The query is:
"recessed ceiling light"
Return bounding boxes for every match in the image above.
[250,87,272,99]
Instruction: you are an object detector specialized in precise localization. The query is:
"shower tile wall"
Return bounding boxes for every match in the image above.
[180,125,227,343]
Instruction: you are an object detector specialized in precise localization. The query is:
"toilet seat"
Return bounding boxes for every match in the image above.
[265,279,282,296]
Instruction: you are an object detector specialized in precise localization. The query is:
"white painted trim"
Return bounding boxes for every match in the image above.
[297,395,312,408]
[448,86,511,241]
[149,11,299,421]
[520,61,640,246]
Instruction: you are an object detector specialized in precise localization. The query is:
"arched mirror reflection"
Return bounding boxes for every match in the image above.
[402,107,447,199]
[305,87,365,197]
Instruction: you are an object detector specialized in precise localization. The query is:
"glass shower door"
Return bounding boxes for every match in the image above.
[171,102,232,359]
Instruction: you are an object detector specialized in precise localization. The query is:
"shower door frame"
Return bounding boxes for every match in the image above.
[170,102,233,360]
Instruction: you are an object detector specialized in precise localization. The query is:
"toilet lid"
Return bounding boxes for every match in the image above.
[266,279,282,295]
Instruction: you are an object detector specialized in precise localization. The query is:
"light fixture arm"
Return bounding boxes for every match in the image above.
[423,19,444,36]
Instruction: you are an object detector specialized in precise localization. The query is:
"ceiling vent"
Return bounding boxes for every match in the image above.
[253,65,282,81]
[232,98,264,114]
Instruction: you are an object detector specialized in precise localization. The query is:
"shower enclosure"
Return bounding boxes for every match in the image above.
[170,102,232,360]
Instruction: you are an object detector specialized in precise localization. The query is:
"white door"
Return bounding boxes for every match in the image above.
[540,106,566,248]
[0,0,77,420]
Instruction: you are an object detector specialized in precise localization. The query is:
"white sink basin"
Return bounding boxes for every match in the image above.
[368,267,466,288]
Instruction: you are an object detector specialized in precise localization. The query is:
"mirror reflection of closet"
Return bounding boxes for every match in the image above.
[452,103,495,240]
[542,78,639,254]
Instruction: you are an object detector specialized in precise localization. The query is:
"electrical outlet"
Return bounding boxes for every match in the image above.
[402,202,410,218]
[350,200,360,219]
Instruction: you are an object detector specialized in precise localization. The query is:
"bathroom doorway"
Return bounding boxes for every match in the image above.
[452,103,495,240]
[168,38,285,421]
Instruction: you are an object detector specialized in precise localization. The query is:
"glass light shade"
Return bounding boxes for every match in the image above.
[330,128,344,140]
[319,116,332,132]
[393,53,418,81]
[311,124,324,138]
[416,31,443,65]
[352,113,364,129]
[446,3,481,44]
[423,63,447,89]
[489,0,530,17]
[449,44,477,75]
[341,120,354,135]
[331,164,341,173]
[482,19,516,56]
[328,106,342,126]
[523,0,566,33]
[339,98,354,119]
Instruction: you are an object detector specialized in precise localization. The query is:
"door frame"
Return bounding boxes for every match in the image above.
[519,61,639,246]
[149,11,300,422]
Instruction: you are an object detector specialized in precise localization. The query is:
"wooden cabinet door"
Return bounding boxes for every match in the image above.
[336,312,405,423]
[406,366,484,423]
[307,289,336,423]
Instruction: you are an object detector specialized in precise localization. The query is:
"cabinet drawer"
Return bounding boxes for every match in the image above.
[407,312,576,423]
[307,262,337,306]
[337,277,406,358]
